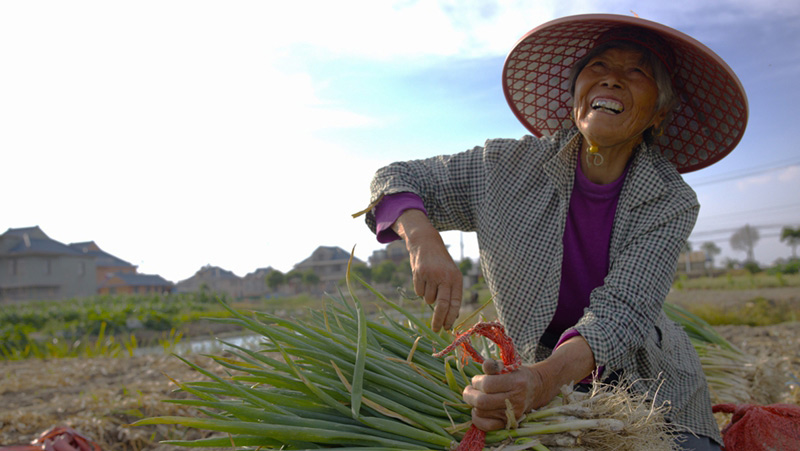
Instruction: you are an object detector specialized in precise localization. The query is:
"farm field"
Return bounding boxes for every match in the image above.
[1,282,798,450]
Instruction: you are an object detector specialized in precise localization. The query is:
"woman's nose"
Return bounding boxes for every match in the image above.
[600,79,623,89]
[599,68,624,88]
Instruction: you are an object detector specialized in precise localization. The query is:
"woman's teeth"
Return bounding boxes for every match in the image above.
[591,99,623,114]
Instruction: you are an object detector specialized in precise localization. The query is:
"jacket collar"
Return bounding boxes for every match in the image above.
[544,129,667,211]
[619,141,667,211]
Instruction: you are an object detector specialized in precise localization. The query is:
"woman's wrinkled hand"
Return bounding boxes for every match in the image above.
[393,209,463,332]
[462,362,557,432]
[406,230,463,332]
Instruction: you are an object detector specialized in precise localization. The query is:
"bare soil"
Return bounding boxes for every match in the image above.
[1,287,799,450]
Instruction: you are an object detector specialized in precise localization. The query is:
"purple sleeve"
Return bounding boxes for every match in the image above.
[373,192,427,243]
[555,329,604,384]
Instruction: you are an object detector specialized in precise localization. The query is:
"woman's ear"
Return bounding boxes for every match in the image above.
[652,107,669,129]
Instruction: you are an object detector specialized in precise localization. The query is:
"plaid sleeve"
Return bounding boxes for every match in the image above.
[364,145,490,235]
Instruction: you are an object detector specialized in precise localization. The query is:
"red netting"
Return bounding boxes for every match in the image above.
[0,427,103,451]
[503,14,748,173]
[713,403,800,451]
[433,321,521,451]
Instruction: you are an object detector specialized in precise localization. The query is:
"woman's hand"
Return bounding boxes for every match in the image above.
[463,335,598,431]
[392,209,463,332]
[462,362,558,431]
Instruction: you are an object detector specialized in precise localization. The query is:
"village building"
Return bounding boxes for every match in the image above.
[175,265,244,298]
[0,226,97,301]
[242,267,276,299]
[0,226,173,301]
[69,241,173,295]
[293,246,364,291]
[368,240,409,267]
[676,250,710,276]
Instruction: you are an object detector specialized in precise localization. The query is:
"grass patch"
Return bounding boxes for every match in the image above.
[0,292,336,361]
[673,271,800,291]
[681,297,800,326]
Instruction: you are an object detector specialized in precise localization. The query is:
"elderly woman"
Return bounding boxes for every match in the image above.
[361,14,747,450]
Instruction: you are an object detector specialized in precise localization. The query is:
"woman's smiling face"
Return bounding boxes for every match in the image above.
[573,47,666,151]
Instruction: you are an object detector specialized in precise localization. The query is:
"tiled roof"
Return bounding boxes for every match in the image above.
[107,273,173,287]
[69,241,134,268]
[6,237,85,256]
[4,226,49,239]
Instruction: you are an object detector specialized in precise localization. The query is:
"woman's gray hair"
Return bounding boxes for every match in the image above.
[567,40,679,142]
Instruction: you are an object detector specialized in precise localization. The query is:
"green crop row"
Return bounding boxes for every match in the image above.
[0,292,231,360]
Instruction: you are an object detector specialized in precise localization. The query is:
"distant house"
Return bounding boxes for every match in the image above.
[99,273,173,295]
[175,265,243,298]
[69,241,173,295]
[676,251,708,276]
[242,267,275,299]
[368,240,409,267]
[294,246,363,291]
[69,241,137,284]
[0,226,97,301]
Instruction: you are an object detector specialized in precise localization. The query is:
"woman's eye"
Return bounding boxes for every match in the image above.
[629,67,648,77]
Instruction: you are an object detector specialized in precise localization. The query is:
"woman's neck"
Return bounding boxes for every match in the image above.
[579,137,639,184]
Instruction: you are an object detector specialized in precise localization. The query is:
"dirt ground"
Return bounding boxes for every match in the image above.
[1,288,799,450]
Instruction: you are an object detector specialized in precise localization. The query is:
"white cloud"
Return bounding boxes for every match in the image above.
[778,165,800,182]
[736,174,773,191]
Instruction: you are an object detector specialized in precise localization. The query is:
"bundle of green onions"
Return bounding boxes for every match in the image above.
[663,302,758,405]
[134,265,677,450]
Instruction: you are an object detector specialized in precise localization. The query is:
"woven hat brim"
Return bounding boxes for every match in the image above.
[503,14,749,173]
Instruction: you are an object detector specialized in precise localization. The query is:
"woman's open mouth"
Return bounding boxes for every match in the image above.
[591,98,624,114]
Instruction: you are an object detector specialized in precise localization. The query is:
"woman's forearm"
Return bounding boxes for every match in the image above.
[392,209,463,332]
[537,335,597,390]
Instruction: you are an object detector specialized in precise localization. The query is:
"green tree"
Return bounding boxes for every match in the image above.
[372,260,397,284]
[286,270,303,293]
[459,258,474,276]
[351,263,372,282]
[780,226,800,259]
[266,270,285,291]
[302,269,320,291]
[700,241,721,270]
[730,224,759,262]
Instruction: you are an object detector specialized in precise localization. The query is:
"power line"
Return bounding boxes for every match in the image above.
[690,223,795,239]
[685,157,800,187]
[697,201,800,221]
[690,231,783,246]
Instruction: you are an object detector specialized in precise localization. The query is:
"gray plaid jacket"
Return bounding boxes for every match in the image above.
[365,128,721,442]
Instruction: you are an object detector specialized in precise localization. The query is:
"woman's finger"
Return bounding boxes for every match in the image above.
[470,410,506,432]
[442,279,462,330]
[422,279,437,305]
[431,283,451,331]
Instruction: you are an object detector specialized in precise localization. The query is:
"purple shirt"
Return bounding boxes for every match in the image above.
[545,160,629,339]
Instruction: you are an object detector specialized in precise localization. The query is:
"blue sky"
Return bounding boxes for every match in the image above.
[2,0,799,282]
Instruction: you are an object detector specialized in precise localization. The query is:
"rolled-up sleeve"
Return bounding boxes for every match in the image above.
[364,145,489,236]
[373,192,427,243]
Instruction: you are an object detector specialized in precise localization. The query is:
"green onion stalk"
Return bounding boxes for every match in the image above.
[663,302,759,405]
[134,255,678,450]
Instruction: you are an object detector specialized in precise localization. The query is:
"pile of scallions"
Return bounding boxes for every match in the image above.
[134,257,686,450]
[663,302,759,406]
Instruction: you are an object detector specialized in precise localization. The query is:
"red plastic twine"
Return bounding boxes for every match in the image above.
[433,321,522,451]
